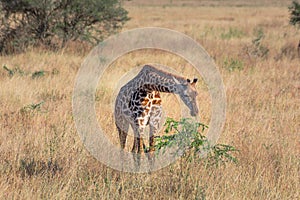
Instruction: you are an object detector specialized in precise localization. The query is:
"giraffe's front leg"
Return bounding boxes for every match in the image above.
[132,132,145,155]
[133,116,148,155]
[131,126,145,155]
[132,136,139,154]
[137,126,145,156]
[130,121,146,169]
[148,105,162,163]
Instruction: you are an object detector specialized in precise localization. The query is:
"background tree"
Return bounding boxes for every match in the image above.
[289,0,300,26]
[0,0,129,54]
[288,0,300,57]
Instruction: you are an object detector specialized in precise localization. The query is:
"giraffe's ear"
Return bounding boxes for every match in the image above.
[191,78,198,86]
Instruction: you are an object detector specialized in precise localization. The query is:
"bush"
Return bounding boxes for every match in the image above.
[288,1,300,57]
[223,57,244,72]
[155,118,238,167]
[0,0,129,54]
[244,27,269,60]
[220,27,245,40]
[289,1,300,27]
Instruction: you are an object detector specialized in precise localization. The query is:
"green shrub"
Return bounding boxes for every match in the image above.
[0,0,129,54]
[32,70,45,79]
[155,118,238,167]
[221,27,245,40]
[289,1,300,58]
[223,58,244,72]
[20,101,45,114]
[289,1,300,27]
[252,27,269,58]
[244,27,269,59]
[3,65,26,77]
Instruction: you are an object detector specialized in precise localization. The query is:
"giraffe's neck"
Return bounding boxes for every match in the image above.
[138,65,185,94]
[142,83,172,93]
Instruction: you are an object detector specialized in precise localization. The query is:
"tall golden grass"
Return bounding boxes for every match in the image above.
[0,1,299,199]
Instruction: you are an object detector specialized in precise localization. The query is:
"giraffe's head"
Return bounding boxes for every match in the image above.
[173,77,199,116]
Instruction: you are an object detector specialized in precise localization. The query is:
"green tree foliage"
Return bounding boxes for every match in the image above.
[155,118,238,167]
[289,1,300,57]
[0,0,129,54]
[289,1,300,27]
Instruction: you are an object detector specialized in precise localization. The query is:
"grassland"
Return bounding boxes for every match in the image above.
[0,0,299,199]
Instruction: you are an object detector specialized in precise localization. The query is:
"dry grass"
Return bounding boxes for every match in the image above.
[0,1,299,199]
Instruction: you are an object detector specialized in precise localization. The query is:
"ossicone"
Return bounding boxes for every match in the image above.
[186,78,198,84]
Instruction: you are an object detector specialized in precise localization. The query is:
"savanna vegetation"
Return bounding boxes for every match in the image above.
[0,0,299,199]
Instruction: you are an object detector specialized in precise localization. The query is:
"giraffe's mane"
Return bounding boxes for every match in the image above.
[141,65,187,82]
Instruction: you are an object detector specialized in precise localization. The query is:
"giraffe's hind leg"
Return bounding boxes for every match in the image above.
[117,119,129,150]
[118,127,128,150]
[116,118,129,171]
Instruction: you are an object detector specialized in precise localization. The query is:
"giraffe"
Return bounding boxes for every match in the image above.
[114,65,199,165]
